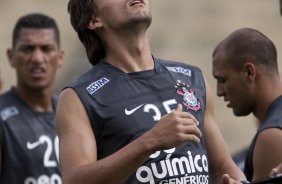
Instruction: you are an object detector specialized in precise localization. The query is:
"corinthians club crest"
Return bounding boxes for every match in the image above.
[175,80,201,112]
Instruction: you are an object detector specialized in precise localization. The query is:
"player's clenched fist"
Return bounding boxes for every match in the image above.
[141,104,202,152]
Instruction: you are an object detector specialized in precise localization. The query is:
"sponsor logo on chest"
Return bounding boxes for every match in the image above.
[0,106,19,121]
[166,66,192,76]
[86,77,110,94]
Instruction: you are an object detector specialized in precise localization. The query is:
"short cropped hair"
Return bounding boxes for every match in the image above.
[213,28,278,73]
[12,13,61,48]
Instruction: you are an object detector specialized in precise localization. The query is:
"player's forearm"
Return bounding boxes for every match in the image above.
[62,135,157,184]
[212,164,246,184]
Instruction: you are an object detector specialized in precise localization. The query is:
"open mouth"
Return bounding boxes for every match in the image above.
[30,67,46,78]
[130,0,144,6]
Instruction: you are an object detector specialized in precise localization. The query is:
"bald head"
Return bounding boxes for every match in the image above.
[213,28,278,73]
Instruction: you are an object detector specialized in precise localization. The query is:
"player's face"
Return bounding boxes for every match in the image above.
[94,0,152,30]
[212,49,254,116]
[7,28,64,91]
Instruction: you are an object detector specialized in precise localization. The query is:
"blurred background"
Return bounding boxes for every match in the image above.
[1,0,281,155]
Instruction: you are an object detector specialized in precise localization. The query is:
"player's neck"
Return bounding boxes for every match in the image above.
[104,32,154,73]
[15,86,54,112]
[254,77,282,123]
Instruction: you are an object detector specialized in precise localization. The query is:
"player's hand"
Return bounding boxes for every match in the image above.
[222,174,244,184]
[143,104,202,151]
[270,162,282,176]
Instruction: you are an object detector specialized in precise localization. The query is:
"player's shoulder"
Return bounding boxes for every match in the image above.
[67,60,113,89]
[155,57,203,79]
[254,128,282,163]
[0,89,21,123]
[156,57,202,72]
[0,89,17,108]
[258,128,282,143]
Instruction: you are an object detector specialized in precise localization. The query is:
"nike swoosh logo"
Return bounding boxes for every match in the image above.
[125,104,144,115]
[27,141,41,150]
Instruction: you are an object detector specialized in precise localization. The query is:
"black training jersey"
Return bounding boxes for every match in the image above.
[68,58,210,184]
[0,88,61,184]
[244,96,282,181]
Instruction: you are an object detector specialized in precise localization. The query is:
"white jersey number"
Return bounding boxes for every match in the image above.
[144,99,177,121]
[27,135,59,167]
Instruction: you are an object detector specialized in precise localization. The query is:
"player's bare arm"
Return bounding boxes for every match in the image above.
[252,128,282,180]
[203,78,246,184]
[57,88,202,184]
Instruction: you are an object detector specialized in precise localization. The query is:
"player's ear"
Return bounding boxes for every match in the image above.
[243,62,256,79]
[7,48,16,68]
[88,16,102,30]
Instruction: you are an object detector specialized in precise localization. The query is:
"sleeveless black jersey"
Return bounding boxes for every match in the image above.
[0,88,61,184]
[68,58,210,184]
[244,96,282,181]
